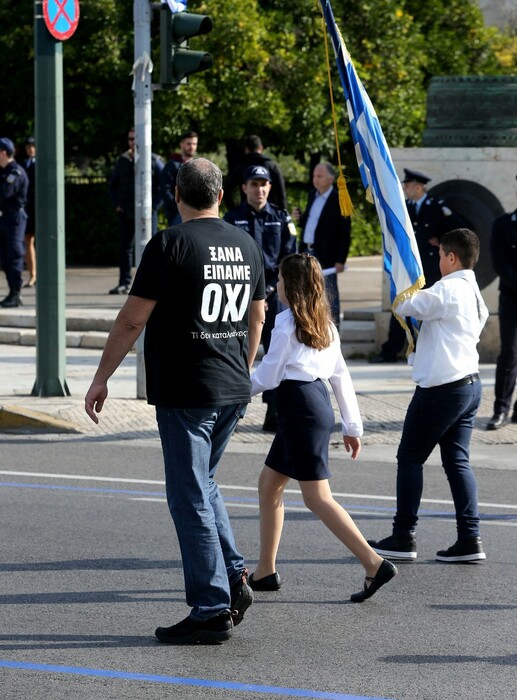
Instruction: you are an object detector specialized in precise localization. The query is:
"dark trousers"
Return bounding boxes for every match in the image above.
[325,273,340,327]
[0,211,27,292]
[393,379,482,540]
[116,212,134,288]
[494,294,517,416]
[380,314,407,359]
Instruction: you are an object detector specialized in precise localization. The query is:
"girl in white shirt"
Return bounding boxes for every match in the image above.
[250,253,397,602]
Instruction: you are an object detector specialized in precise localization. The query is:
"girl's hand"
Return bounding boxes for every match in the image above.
[343,435,361,459]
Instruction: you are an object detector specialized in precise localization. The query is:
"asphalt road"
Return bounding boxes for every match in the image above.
[1,435,515,700]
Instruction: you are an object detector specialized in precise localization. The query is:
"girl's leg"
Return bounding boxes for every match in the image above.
[299,479,383,578]
[254,465,290,579]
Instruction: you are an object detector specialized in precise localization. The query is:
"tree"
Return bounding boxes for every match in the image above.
[0,0,511,169]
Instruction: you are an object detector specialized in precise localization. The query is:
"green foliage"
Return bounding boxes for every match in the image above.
[0,0,512,259]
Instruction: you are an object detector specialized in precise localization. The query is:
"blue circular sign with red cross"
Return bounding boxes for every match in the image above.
[43,0,80,41]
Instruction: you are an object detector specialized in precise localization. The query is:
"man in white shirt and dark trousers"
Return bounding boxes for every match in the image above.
[369,229,489,563]
[298,162,351,327]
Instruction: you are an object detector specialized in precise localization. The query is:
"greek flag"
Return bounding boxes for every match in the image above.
[319,0,424,349]
[162,0,187,13]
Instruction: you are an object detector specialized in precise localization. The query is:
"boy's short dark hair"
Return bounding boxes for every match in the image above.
[440,228,480,269]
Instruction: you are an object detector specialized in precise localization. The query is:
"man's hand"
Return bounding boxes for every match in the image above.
[343,435,361,459]
[85,382,108,424]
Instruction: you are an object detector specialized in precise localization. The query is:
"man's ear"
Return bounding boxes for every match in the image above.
[175,185,180,204]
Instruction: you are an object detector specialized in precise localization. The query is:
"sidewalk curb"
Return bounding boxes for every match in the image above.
[0,405,81,434]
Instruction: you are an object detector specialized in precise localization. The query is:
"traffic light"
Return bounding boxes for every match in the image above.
[159,7,213,88]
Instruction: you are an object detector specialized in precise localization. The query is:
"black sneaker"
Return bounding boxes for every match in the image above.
[155,612,232,645]
[230,568,254,626]
[436,537,486,563]
[109,284,130,295]
[368,533,417,560]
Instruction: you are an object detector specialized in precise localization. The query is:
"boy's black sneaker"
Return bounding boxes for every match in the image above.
[367,533,417,560]
[155,612,232,645]
[230,568,254,626]
[436,537,486,563]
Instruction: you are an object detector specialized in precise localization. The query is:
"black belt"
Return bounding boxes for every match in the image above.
[438,373,479,389]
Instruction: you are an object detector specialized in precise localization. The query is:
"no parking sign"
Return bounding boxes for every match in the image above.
[43,0,80,41]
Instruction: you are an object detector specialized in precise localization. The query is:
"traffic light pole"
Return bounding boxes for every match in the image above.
[133,0,154,399]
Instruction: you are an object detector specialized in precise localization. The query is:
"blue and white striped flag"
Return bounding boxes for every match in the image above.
[161,0,187,13]
[320,0,425,350]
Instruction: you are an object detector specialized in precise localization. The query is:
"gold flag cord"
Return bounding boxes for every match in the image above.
[320,9,354,218]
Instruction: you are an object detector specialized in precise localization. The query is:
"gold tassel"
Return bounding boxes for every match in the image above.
[321,8,356,218]
[337,173,354,217]
[391,275,426,355]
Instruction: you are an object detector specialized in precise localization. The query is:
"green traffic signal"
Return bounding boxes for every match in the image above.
[159,8,213,88]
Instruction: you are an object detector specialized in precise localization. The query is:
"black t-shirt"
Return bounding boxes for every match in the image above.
[130,217,265,407]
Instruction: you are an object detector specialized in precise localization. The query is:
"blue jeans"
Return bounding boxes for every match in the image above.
[394,380,482,540]
[156,403,247,620]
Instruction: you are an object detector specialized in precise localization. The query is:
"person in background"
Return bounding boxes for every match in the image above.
[85,158,265,644]
[21,136,36,288]
[224,164,297,432]
[486,180,517,430]
[224,135,287,211]
[160,130,198,226]
[297,162,351,327]
[108,128,164,295]
[0,137,29,308]
[250,253,397,603]
[369,229,488,564]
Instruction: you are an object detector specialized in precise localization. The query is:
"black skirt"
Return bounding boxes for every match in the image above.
[265,379,335,481]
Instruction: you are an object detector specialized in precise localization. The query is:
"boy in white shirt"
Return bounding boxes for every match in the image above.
[369,228,489,563]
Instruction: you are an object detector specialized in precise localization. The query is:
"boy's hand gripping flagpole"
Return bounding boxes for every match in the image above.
[319,0,425,354]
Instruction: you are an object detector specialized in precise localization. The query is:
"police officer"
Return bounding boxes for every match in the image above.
[370,168,463,363]
[224,164,297,430]
[108,128,164,295]
[0,137,29,308]
[487,179,517,430]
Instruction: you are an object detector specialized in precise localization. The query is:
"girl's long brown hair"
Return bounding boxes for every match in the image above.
[279,253,333,350]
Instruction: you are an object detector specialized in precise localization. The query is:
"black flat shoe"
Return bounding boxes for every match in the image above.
[249,572,282,591]
[350,559,398,603]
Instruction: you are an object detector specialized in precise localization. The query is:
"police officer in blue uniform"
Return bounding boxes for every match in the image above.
[370,168,463,363]
[0,137,29,308]
[224,164,297,430]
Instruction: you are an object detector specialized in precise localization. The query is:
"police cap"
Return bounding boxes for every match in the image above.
[244,165,271,182]
[402,168,431,185]
[0,137,14,156]
[26,136,35,145]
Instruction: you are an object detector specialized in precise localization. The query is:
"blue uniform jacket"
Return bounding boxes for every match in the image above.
[223,201,297,286]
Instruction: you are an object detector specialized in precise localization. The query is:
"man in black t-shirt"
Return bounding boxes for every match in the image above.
[85,158,266,644]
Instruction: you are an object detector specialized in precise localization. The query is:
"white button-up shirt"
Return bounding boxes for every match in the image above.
[251,309,363,436]
[395,270,488,388]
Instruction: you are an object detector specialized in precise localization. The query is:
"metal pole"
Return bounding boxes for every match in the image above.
[31,0,70,396]
[133,0,153,399]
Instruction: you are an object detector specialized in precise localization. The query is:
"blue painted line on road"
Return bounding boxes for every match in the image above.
[0,659,394,699]
[0,481,515,520]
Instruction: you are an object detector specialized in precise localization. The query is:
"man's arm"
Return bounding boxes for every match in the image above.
[247,299,266,370]
[84,295,156,423]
